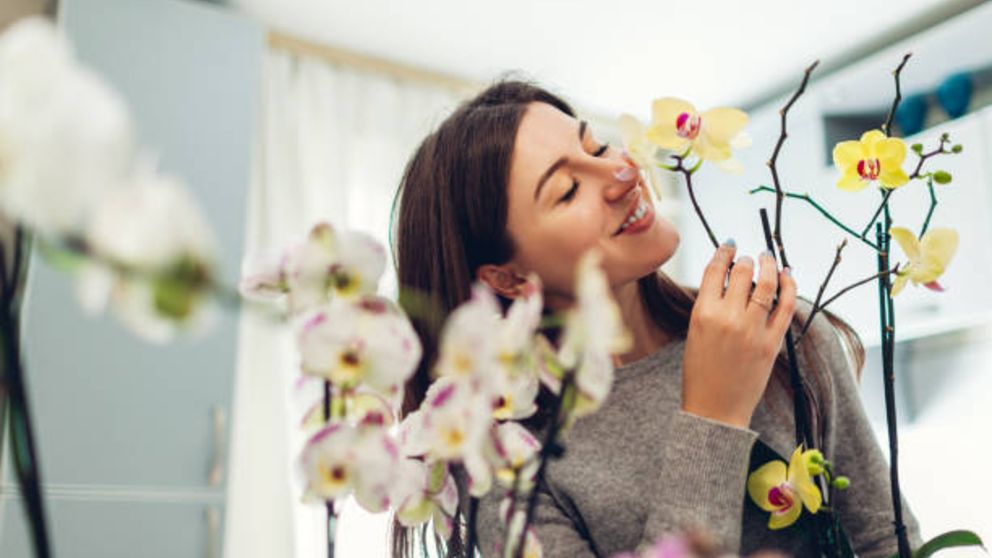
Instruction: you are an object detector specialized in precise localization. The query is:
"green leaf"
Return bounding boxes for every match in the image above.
[911,143,924,154]
[913,530,985,558]
[933,171,952,185]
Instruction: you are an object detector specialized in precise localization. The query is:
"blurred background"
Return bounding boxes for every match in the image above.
[1,0,990,556]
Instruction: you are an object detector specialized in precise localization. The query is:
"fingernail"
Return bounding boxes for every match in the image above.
[784,266,792,276]
[739,256,754,267]
[723,238,736,247]
[760,249,773,258]
[614,166,637,181]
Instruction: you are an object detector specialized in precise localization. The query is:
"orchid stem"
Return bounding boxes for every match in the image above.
[860,189,893,239]
[795,263,900,345]
[749,186,879,251]
[801,240,847,336]
[882,53,912,137]
[671,157,718,249]
[920,177,938,238]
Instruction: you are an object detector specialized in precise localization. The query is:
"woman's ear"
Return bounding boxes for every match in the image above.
[476,264,528,299]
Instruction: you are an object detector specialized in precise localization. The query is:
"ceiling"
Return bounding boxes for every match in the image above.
[231,0,985,119]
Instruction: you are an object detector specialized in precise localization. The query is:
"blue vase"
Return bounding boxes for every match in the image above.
[895,94,927,136]
[936,72,973,119]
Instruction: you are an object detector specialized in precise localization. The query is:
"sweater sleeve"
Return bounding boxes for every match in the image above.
[801,302,924,558]
[639,410,760,554]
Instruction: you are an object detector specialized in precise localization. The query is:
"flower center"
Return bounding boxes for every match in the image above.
[676,112,702,140]
[858,158,881,180]
[321,464,349,490]
[768,484,795,510]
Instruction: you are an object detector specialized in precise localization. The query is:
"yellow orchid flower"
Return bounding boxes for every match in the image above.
[747,446,823,530]
[889,226,959,296]
[645,97,749,169]
[832,130,910,191]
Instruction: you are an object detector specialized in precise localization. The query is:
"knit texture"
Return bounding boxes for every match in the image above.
[475,300,922,557]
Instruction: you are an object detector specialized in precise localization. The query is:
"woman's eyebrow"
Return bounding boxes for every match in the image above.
[533,120,589,202]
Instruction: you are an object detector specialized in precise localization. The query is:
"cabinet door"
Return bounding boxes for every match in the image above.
[7,0,262,488]
[0,496,223,558]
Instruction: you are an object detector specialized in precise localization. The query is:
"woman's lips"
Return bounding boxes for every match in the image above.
[616,200,655,236]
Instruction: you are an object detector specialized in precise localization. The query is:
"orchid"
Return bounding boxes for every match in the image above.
[296,295,421,394]
[501,496,544,558]
[558,250,632,418]
[889,226,959,296]
[832,130,910,191]
[747,446,823,530]
[645,97,750,173]
[390,458,460,538]
[240,222,386,314]
[0,17,134,236]
[617,114,665,199]
[490,421,541,490]
[299,421,399,513]
[76,165,217,342]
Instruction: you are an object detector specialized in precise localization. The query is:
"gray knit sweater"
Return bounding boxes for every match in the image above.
[476,300,922,557]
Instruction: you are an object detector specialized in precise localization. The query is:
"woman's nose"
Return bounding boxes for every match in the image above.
[603,160,640,202]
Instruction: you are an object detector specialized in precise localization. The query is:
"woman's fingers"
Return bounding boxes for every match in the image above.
[768,268,797,334]
[746,251,779,317]
[724,254,756,307]
[698,241,736,300]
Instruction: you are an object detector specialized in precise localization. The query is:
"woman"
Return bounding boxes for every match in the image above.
[391,80,921,557]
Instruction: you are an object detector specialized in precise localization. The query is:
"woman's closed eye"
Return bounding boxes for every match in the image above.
[556,142,610,205]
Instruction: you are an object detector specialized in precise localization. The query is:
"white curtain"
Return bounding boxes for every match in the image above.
[224,49,460,558]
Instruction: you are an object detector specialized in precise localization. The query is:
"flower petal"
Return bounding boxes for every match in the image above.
[747,460,788,512]
[788,446,822,513]
[768,496,803,530]
[699,107,748,145]
[889,227,921,261]
[879,167,910,189]
[890,273,909,297]
[836,170,867,192]
[832,140,864,171]
[647,97,696,151]
[920,227,959,273]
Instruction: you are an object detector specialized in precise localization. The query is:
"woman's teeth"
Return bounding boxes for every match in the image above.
[619,199,649,232]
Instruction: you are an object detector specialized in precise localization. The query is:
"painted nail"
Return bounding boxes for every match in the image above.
[739,256,754,267]
[614,166,637,181]
[723,238,736,247]
[760,249,773,258]
[784,266,792,276]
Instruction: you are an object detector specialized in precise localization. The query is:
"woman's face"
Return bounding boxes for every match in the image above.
[500,102,680,300]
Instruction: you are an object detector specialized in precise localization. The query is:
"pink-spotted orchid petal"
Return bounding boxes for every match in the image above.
[889,226,959,297]
[299,422,357,501]
[435,283,501,386]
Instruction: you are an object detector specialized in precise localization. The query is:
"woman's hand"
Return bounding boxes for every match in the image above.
[681,240,797,429]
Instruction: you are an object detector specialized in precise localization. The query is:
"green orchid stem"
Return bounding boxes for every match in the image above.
[749,186,880,251]
[875,224,912,558]
[920,177,938,238]
[860,189,894,239]
[671,156,719,249]
[514,373,576,558]
[323,381,338,558]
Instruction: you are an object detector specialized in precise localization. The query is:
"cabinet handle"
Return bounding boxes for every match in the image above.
[208,406,226,486]
[205,505,221,558]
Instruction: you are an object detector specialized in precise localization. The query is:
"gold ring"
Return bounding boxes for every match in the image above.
[750,295,773,312]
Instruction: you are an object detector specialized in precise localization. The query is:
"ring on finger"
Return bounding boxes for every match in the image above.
[750,295,774,312]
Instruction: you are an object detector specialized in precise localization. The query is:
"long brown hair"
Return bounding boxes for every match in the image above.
[390,79,864,557]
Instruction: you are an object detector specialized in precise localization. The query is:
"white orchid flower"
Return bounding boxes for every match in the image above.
[77,165,217,342]
[296,295,421,395]
[300,421,398,513]
[240,222,385,314]
[390,458,459,539]
[0,17,134,236]
[558,250,632,417]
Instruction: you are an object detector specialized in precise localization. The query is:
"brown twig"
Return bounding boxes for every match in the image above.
[908,135,951,180]
[882,53,912,137]
[795,263,901,345]
[767,60,819,270]
[801,239,848,336]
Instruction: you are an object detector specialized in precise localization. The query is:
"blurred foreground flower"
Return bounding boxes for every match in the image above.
[747,446,822,530]
[76,165,218,342]
[0,17,133,236]
[645,97,749,173]
[832,130,909,191]
[617,114,665,199]
[889,226,959,296]
[557,250,632,419]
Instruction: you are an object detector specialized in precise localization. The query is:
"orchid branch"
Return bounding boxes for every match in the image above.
[668,155,719,249]
[795,263,901,345]
[804,239,847,332]
[767,60,820,269]
[881,53,912,137]
[920,177,938,238]
[749,186,879,251]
